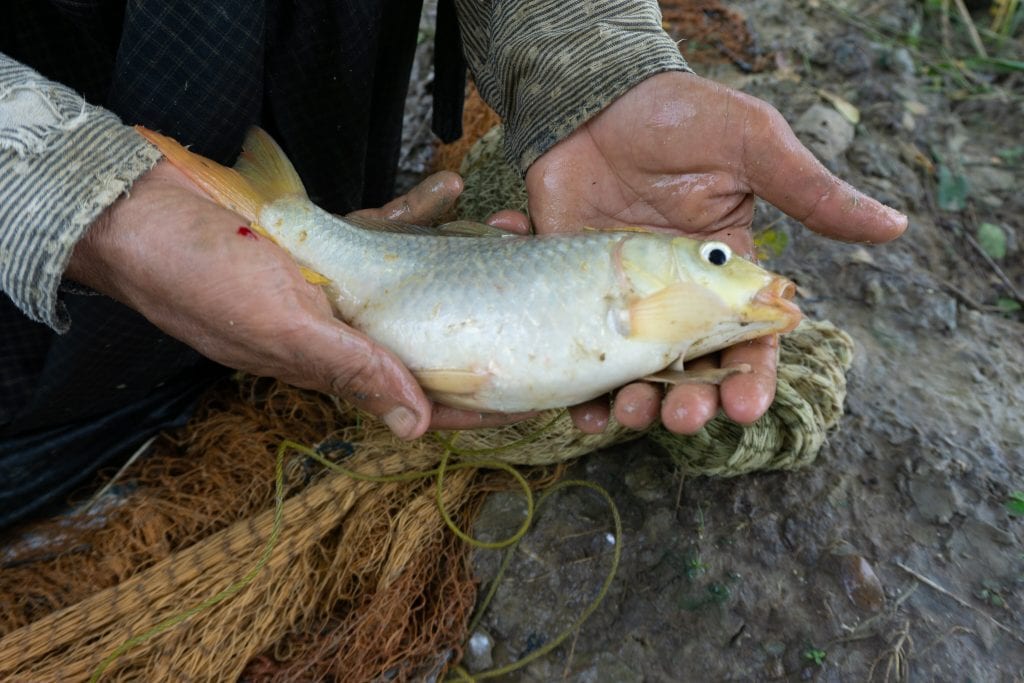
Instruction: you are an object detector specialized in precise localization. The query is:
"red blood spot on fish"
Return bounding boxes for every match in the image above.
[237,226,258,240]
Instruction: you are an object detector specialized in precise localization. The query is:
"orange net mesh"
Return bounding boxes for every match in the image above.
[660,0,771,72]
[0,380,489,681]
[0,377,568,682]
[433,80,502,175]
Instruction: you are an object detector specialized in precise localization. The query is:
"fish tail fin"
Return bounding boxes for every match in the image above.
[134,126,263,221]
[134,126,307,221]
[136,126,328,286]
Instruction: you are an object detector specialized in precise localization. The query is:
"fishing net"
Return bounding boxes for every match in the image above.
[1,25,850,680]
[433,81,502,178]
[659,0,773,72]
[0,310,851,681]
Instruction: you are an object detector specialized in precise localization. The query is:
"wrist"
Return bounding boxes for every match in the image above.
[497,26,689,172]
[64,159,196,299]
[65,195,118,295]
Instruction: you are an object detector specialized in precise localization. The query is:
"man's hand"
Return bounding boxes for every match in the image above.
[526,72,908,434]
[67,161,529,439]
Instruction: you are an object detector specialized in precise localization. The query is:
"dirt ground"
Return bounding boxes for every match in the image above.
[415,1,1024,680]
[1,2,1019,681]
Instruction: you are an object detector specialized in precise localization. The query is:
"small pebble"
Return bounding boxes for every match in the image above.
[464,630,494,672]
[888,47,916,80]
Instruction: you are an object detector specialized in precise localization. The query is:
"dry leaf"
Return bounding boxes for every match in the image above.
[897,140,936,175]
[849,247,876,266]
[818,89,861,125]
[904,100,929,116]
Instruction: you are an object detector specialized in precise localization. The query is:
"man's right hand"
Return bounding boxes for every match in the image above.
[66,160,441,439]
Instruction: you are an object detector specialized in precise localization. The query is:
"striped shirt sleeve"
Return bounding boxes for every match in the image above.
[454,0,691,173]
[0,52,161,332]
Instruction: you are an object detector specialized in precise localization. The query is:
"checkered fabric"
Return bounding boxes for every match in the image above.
[0,0,433,528]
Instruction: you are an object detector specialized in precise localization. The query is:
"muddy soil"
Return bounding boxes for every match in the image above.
[435,1,1024,680]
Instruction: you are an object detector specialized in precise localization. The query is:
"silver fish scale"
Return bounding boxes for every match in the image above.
[261,199,687,411]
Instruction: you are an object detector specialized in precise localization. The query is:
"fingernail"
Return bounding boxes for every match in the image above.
[383,406,419,439]
[884,204,908,225]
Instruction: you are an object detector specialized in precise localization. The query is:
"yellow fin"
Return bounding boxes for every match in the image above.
[299,266,331,285]
[582,225,658,234]
[248,221,274,242]
[610,225,659,234]
[137,126,324,286]
[414,369,490,396]
[234,127,308,201]
[135,126,262,221]
[628,282,725,343]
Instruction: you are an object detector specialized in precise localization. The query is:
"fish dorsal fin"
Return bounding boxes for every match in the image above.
[234,127,308,201]
[434,220,516,237]
[583,225,659,234]
[344,214,442,235]
[135,126,263,221]
[344,215,514,237]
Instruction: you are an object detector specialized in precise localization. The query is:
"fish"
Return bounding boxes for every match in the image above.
[136,125,802,413]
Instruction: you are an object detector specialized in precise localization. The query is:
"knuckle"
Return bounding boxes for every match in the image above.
[329,343,388,402]
[744,95,787,134]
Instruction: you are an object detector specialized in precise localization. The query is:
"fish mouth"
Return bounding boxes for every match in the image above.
[745,276,803,334]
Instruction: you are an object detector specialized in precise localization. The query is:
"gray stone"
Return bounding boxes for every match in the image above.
[888,47,916,80]
[463,630,495,673]
[794,104,857,161]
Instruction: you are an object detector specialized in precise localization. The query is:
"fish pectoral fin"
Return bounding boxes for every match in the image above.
[643,363,752,386]
[628,282,724,343]
[413,369,491,396]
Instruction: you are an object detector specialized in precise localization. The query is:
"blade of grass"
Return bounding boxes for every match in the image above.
[942,0,953,54]
[822,0,1023,101]
[963,56,1024,72]
[991,0,1021,35]
[953,0,990,57]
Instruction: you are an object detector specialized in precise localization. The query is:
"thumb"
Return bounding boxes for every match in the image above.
[304,317,432,440]
[742,101,908,244]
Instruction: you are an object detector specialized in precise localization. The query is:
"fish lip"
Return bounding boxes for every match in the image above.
[749,276,803,333]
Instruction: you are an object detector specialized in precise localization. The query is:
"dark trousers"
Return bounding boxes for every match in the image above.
[0,293,220,529]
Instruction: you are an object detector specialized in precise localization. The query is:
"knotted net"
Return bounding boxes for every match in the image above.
[0,119,853,681]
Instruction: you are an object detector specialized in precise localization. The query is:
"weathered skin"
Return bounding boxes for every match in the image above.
[258,198,801,411]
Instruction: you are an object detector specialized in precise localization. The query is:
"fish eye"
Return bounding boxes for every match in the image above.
[700,241,731,266]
